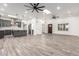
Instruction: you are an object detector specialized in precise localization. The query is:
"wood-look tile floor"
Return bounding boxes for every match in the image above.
[0,34,79,56]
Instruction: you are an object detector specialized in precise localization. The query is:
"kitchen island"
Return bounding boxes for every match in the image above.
[0,26,27,39]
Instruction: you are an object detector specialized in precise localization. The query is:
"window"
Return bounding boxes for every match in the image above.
[58,23,69,31]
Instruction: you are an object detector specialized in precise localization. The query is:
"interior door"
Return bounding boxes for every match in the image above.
[48,24,52,33]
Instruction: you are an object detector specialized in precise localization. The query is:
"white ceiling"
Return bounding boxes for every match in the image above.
[0,3,79,18]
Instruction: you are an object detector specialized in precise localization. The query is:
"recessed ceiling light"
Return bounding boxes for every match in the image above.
[3,3,8,7]
[0,8,5,11]
[57,6,61,10]
[43,9,51,14]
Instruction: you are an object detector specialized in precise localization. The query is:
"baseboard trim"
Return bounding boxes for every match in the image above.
[53,33,79,37]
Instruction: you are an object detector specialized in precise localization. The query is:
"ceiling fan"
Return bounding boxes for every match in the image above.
[24,3,45,13]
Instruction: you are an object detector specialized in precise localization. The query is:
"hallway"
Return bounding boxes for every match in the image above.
[0,34,79,56]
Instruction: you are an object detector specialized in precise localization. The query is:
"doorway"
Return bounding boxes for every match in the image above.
[48,24,52,33]
[28,24,31,35]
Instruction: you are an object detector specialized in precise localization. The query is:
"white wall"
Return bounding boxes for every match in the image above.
[53,17,79,36]
[23,16,79,36]
[53,18,69,35]
[69,17,79,36]
[32,19,42,35]
[41,16,79,36]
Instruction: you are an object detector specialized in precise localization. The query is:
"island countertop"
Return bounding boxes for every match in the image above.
[0,26,24,30]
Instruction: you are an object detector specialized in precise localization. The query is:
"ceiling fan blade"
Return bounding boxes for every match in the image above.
[29,3,34,7]
[36,3,39,6]
[37,8,43,11]
[32,9,34,12]
[35,9,39,13]
[38,6,45,8]
[24,5,32,8]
